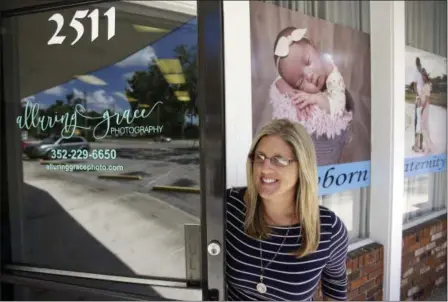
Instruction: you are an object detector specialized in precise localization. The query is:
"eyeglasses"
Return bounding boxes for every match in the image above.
[249,153,297,167]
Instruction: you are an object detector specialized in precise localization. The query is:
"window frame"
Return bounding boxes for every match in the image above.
[402,0,448,228]
[369,2,406,301]
[403,208,448,231]
[320,187,370,243]
[403,172,448,225]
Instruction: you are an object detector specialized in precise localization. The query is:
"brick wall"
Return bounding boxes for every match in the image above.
[313,243,384,301]
[346,243,384,301]
[401,215,447,301]
[313,216,447,301]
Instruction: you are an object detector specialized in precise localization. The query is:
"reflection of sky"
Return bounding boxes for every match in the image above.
[25,17,197,113]
[405,45,447,85]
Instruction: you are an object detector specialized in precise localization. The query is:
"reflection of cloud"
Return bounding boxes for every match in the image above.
[21,95,36,104]
[123,72,135,79]
[70,88,128,113]
[38,103,51,109]
[73,88,85,100]
[87,90,115,109]
[405,46,447,85]
[116,46,157,68]
[44,86,66,96]
[113,92,128,100]
[115,106,126,114]
[75,75,107,86]
[20,96,50,109]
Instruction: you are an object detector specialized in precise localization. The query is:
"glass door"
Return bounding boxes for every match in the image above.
[0,0,226,300]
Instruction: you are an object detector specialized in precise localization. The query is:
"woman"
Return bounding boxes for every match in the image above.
[412,57,424,152]
[419,68,435,154]
[226,119,349,301]
[411,57,423,153]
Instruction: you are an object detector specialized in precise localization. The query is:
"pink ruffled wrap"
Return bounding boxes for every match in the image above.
[269,77,353,140]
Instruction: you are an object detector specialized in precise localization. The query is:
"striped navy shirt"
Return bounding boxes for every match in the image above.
[226,187,349,301]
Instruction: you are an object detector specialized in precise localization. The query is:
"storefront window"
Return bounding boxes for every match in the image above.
[260,0,371,242]
[403,0,447,224]
[320,188,369,240]
[2,1,201,299]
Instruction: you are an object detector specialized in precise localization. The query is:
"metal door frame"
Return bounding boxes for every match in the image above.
[197,1,226,300]
[0,0,226,300]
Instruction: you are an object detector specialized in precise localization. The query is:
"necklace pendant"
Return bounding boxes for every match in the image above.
[256,282,267,294]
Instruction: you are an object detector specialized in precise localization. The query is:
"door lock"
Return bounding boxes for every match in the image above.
[207,241,221,256]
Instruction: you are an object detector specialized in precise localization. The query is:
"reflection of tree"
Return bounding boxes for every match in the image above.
[125,44,198,138]
[21,44,199,140]
[406,74,447,94]
[176,45,198,108]
[430,74,447,93]
[66,92,84,107]
[20,100,71,138]
[21,98,107,141]
[45,100,73,135]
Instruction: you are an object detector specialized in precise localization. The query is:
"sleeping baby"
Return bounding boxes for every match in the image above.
[269,27,353,141]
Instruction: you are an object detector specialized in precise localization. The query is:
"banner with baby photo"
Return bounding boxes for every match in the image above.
[404,46,447,177]
[250,2,371,196]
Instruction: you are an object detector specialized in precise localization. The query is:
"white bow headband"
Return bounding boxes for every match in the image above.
[274,28,307,58]
[274,28,307,75]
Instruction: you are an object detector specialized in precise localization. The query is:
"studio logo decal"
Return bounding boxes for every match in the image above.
[17,100,164,140]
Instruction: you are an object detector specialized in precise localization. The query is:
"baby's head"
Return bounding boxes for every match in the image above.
[273,27,328,93]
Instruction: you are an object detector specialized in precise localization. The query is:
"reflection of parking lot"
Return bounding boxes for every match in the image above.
[21,139,201,300]
[115,146,200,165]
[25,140,201,210]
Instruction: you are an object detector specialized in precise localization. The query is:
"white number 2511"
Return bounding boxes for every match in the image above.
[47,7,116,46]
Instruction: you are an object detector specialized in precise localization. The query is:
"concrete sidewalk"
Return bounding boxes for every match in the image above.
[23,161,202,300]
[427,284,447,301]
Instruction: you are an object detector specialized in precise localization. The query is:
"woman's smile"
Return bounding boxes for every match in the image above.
[260,176,277,184]
[258,174,281,196]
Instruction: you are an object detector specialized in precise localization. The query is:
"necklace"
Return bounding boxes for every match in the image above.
[256,226,291,294]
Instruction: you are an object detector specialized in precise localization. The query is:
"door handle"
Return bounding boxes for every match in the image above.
[184,224,201,287]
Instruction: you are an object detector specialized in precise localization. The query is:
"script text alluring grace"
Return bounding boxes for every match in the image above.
[16,100,163,139]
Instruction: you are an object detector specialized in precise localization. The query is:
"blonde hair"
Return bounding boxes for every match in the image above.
[245,119,320,258]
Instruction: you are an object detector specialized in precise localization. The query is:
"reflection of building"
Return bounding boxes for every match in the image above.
[15,1,196,99]
[184,108,199,128]
[183,108,199,139]
[16,0,198,140]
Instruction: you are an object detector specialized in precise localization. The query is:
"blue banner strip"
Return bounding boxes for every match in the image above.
[317,154,447,196]
[404,153,447,177]
[317,161,371,196]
